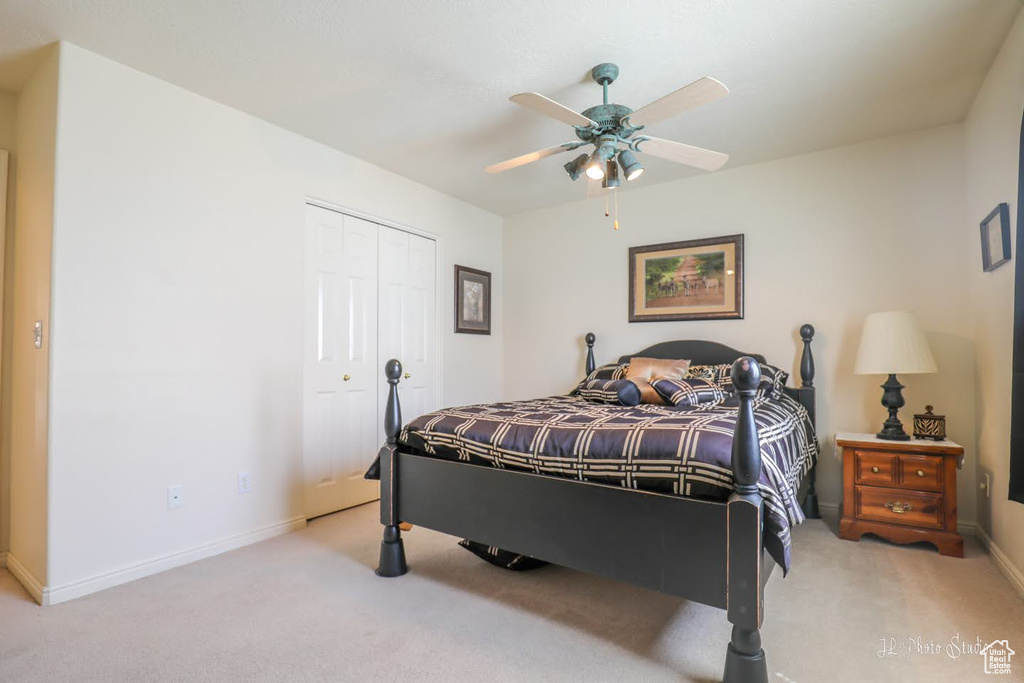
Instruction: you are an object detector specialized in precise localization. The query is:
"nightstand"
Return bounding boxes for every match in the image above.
[836,433,964,557]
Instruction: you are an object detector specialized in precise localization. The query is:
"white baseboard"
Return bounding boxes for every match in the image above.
[5,552,45,604]
[976,526,1024,600]
[42,515,307,606]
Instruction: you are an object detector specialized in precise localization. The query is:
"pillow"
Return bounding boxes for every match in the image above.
[756,364,790,400]
[459,540,548,571]
[574,361,629,394]
[624,357,691,404]
[577,378,642,406]
[688,362,790,400]
[652,377,726,408]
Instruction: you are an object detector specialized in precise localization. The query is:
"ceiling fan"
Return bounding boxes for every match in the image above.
[485,63,730,195]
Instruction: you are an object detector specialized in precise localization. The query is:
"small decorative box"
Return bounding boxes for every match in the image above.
[913,405,946,441]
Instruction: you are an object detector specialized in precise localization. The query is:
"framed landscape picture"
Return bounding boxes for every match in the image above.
[454,265,491,334]
[628,234,744,322]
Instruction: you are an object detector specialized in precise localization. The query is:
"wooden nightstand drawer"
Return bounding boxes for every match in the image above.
[855,485,943,529]
[898,454,942,491]
[855,450,896,486]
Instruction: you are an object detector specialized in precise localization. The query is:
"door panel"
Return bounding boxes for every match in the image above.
[377,227,437,438]
[303,205,380,518]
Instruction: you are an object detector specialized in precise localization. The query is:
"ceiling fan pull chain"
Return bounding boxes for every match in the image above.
[613,190,619,231]
[604,194,610,217]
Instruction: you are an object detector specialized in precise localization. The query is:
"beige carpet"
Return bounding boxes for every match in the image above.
[1,504,1022,682]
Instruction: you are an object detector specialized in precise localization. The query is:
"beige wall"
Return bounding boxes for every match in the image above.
[40,43,503,602]
[8,46,58,590]
[503,125,975,521]
[964,7,1024,581]
[0,88,13,558]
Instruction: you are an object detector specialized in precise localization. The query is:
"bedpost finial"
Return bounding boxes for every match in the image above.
[385,359,402,382]
[730,357,761,393]
[800,323,815,342]
[585,332,595,346]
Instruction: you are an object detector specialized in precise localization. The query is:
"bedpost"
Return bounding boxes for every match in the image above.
[376,358,408,578]
[798,323,820,519]
[723,357,769,683]
[585,332,596,376]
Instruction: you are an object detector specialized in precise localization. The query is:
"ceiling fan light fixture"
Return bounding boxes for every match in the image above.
[618,149,644,181]
[602,159,620,190]
[563,154,589,181]
[585,148,607,180]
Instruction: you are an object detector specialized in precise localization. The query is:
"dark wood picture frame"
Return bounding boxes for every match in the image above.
[454,265,491,335]
[628,234,744,323]
[981,203,1012,272]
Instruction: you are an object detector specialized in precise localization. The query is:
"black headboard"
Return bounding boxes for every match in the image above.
[617,340,766,367]
[585,325,819,519]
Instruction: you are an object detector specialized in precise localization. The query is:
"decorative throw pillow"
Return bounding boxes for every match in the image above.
[625,357,691,404]
[458,540,548,571]
[652,377,726,408]
[574,361,629,394]
[577,378,642,406]
[688,362,790,399]
[756,364,790,400]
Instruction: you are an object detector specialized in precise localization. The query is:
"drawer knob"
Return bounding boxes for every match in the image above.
[916,469,925,477]
[884,501,912,514]
[343,374,351,381]
[871,466,880,473]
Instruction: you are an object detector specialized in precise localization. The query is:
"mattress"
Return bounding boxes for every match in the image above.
[400,392,818,573]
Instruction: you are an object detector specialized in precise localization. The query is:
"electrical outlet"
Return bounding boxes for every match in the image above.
[238,472,252,494]
[167,485,183,509]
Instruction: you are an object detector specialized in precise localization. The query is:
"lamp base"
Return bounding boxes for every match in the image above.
[876,373,911,441]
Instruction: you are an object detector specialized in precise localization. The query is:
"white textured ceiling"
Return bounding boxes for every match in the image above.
[0,0,1020,215]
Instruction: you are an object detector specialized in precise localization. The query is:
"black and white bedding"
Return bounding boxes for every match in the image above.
[400,391,818,573]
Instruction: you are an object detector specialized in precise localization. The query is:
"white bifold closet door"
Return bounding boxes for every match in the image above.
[377,226,437,441]
[303,204,437,519]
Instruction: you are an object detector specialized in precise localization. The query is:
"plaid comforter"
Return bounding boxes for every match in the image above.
[400,393,818,573]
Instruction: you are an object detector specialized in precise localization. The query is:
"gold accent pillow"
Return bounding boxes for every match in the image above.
[625,357,691,404]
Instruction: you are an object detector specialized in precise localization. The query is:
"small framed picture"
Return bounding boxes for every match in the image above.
[628,234,744,322]
[980,203,1011,272]
[454,265,491,335]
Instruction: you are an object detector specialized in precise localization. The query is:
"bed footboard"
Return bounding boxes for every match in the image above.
[724,358,769,683]
[375,359,408,578]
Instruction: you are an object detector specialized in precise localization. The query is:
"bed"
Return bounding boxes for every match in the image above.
[366,325,819,683]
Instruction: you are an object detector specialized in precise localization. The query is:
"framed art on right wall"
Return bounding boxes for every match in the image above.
[980,202,1011,272]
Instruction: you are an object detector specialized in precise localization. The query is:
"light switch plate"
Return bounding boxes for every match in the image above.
[238,473,252,494]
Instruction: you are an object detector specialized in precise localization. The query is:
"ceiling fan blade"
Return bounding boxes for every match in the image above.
[635,136,728,171]
[485,142,582,174]
[626,77,729,128]
[510,92,597,128]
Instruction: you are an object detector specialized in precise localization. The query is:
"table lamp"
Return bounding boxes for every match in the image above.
[854,311,937,440]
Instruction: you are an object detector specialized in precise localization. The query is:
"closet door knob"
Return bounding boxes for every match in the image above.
[343,374,351,381]
[404,372,411,379]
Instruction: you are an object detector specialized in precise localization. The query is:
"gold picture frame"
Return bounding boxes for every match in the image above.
[628,234,744,322]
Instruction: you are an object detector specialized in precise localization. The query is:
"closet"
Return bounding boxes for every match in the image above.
[302,203,437,518]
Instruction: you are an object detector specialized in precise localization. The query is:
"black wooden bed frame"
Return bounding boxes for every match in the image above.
[370,324,818,683]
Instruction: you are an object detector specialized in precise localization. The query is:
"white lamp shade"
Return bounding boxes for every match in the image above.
[854,311,937,375]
